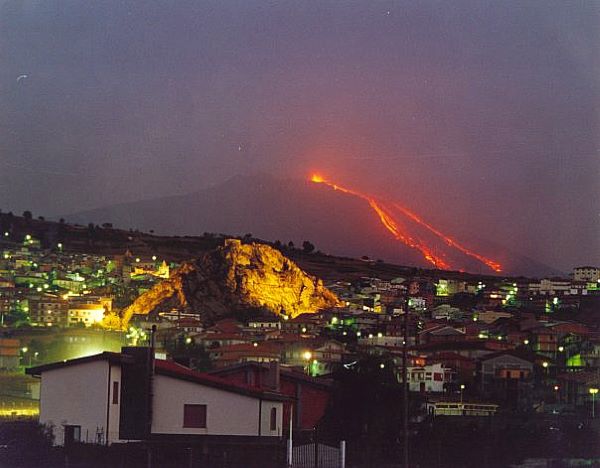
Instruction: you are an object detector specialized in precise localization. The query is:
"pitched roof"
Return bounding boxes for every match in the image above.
[26,352,132,376]
[208,362,334,389]
[154,359,289,401]
[27,352,289,402]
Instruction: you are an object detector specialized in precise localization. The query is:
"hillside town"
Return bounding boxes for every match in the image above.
[1,230,600,466]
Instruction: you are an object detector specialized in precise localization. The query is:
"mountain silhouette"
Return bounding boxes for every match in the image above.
[66,174,560,276]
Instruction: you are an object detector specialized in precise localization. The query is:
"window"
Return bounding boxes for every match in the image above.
[183,404,207,428]
[270,407,277,431]
[112,381,119,404]
[64,425,81,446]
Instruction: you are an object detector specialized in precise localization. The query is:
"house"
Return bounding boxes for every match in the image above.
[27,347,287,449]
[407,363,453,393]
[427,352,477,384]
[209,361,333,433]
[478,351,535,409]
[281,313,323,335]
[248,318,281,331]
[0,337,20,369]
[209,342,281,368]
[419,325,466,344]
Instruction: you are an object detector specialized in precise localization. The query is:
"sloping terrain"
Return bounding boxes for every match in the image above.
[105,239,340,329]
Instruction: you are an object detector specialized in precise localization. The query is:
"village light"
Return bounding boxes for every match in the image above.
[302,351,312,361]
[356,331,361,337]
[523,339,529,345]
[377,332,383,338]
[21,347,28,353]
[331,317,338,325]
[542,361,549,368]
[301,327,307,333]
[253,342,258,347]
[379,363,385,369]
[554,385,559,391]
[185,337,192,345]
[152,255,157,261]
[4,232,8,237]
[558,346,564,352]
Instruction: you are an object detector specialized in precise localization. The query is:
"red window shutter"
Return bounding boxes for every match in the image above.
[433,372,443,381]
[183,404,207,428]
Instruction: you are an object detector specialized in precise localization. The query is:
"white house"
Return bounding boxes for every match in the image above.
[27,347,287,447]
[408,363,453,393]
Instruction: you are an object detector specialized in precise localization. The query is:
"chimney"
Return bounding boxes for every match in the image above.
[266,360,280,392]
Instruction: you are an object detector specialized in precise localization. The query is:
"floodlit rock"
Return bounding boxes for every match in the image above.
[108,239,339,329]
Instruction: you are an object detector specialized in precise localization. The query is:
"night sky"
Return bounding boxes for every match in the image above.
[0,1,598,271]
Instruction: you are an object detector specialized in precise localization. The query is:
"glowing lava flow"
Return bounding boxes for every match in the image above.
[389,203,502,272]
[310,173,502,272]
[310,174,452,269]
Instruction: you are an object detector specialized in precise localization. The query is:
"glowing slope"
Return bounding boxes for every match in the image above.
[310,174,502,272]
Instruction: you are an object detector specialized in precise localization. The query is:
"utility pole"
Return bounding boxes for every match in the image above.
[402,285,410,468]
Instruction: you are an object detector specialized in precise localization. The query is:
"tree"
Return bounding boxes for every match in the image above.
[22,210,32,220]
[287,241,295,249]
[302,240,315,254]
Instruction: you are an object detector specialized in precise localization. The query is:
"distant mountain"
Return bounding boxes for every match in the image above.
[66,174,561,277]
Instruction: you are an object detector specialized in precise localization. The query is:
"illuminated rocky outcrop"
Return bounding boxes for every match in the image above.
[107,239,340,329]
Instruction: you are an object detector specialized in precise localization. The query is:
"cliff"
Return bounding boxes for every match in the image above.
[105,239,340,329]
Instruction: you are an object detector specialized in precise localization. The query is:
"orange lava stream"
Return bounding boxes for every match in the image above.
[389,202,502,272]
[310,174,451,269]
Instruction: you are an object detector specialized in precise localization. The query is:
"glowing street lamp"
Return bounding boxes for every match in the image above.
[302,351,313,375]
[460,384,465,404]
[21,347,31,367]
[590,388,599,419]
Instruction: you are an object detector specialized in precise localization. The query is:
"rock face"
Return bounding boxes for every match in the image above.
[107,239,340,329]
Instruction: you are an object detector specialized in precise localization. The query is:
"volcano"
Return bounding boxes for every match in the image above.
[66,173,559,276]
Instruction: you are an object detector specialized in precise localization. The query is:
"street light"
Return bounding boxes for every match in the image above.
[302,351,312,375]
[590,388,599,419]
[460,384,465,404]
[21,347,30,367]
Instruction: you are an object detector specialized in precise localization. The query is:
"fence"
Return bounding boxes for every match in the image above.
[290,440,346,468]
